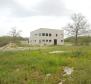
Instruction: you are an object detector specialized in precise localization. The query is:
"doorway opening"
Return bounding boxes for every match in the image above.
[54,39,57,45]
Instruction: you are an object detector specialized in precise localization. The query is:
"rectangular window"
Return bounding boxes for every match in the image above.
[49,40,51,42]
[61,40,63,42]
[49,33,52,36]
[56,34,58,37]
[46,33,48,36]
[46,40,48,42]
[42,33,45,36]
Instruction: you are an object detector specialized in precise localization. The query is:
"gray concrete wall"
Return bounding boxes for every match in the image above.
[29,28,64,45]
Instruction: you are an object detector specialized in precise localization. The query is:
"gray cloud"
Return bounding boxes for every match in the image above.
[0,0,12,7]
[11,5,34,17]
[0,0,34,17]
[0,0,70,17]
[34,0,69,16]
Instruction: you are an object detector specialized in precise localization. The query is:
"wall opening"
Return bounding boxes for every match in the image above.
[54,39,57,45]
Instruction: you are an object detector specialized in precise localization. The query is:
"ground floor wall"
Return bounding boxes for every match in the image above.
[29,39,64,45]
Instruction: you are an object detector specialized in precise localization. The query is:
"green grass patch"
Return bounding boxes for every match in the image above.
[0,46,91,84]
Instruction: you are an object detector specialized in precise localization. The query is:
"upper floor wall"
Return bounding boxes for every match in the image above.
[30,28,64,39]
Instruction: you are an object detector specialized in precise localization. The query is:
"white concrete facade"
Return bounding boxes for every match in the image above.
[29,28,64,45]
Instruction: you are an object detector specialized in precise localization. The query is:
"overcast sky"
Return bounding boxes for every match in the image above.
[0,0,91,37]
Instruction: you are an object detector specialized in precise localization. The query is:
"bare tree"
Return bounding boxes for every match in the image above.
[65,13,90,45]
[9,27,22,43]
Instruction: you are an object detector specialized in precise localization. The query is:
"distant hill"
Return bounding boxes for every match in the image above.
[65,36,91,45]
[0,36,28,47]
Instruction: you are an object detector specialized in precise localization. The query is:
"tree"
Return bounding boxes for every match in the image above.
[65,13,90,45]
[9,27,22,43]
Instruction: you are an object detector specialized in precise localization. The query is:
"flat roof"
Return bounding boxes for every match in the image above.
[31,28,63,32]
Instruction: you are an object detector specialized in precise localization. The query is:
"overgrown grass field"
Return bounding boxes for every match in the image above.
[0,46,91,84]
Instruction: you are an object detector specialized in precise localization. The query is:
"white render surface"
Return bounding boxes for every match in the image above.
[29,28,64,45]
